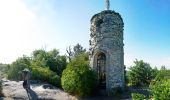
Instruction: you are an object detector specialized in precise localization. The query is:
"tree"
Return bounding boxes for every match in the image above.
[160,65,166,70]
[66,46,73,62]
[66,43,86,62]
[128,59,157,86]
[31,49,67,76]
[7,55,31,80]
[6,49,65,87]
[73,43,86,57]
[0,63,9,77]
[32,49,49,67]
[155,70,170,81]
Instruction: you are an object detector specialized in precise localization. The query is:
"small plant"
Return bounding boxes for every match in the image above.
[132,93,146,100]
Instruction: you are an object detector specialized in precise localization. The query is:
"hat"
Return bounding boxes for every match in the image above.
[22,68,30,72]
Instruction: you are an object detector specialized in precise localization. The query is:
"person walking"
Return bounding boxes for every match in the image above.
[22,68,31,90]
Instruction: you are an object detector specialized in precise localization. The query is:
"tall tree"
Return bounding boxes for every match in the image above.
[128,59,157,86]
[160,65,166,70]
[66,43,86,62]
[7,55,31,80]
[32,49,48,67]
[66,46,73,62]
[73,43,86,57]
[31,49,67,76]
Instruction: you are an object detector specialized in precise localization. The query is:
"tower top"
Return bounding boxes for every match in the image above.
[105,0,110,10]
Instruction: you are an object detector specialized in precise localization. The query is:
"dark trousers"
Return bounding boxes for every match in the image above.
[23,80,30,89]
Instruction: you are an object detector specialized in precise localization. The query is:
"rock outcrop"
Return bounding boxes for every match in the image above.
[0,78,77,100]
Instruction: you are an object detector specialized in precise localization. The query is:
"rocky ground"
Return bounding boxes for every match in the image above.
[0,78,138,100]
[0,78,77,100]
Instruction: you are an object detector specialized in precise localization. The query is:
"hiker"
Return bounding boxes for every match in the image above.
[22,68,31,89]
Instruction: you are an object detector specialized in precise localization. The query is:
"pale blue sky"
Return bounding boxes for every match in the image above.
[0,0,170,68]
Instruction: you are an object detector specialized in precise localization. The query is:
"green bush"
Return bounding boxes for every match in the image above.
[61,53,98,97]
[150,79,170,100]
[31,66,60,87]
[49,75,61,87]
[132,93,146,100]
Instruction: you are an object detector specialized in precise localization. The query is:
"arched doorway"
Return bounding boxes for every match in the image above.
[97,52,106,89]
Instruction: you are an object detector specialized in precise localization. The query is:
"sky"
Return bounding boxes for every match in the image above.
[0,0,170,69]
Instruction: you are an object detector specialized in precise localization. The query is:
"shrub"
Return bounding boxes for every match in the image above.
[61,53,98,97]
[132,93,146,100]
[49,75,61,87]
[150,79,170,100]
[31,66,60,87]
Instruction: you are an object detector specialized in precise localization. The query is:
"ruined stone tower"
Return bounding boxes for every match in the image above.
[89,4,125,94]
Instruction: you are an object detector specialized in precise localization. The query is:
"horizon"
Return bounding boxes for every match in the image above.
[0,0,170,68]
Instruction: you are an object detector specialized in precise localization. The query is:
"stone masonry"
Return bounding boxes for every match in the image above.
[89,10,125,95]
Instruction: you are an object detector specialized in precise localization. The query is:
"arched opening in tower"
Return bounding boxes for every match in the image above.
[97,52,106,89]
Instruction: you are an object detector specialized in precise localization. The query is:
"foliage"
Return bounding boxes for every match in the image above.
[49,75,61,87]
[61,53,98,97]
[31,66,60,86]
[32,49,67,76]
[73,43,86,57]
[0,63,8,72]
[128,59,157,86]
[132,93,146,100]
[0,63,9,78]
[160,65,166,70]
[152,67,159,79]
[150,79,170,100]
[47,55,67,76]
[32,49,47,67]
[154,70,170,81]
[6,49,66,87]
[66,46,73,62]
[66,43,86,62]
[7,56,31,81]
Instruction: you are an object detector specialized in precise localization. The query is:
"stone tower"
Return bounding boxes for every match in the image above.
[89,4,125,95]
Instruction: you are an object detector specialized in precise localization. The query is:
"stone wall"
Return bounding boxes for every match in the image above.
[89,10,125,95]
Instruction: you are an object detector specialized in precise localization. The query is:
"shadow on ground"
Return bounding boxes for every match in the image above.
[80,86,150,100]
[26,88,38,100]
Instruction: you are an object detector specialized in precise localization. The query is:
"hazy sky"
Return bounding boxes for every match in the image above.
[0,0,170,68]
